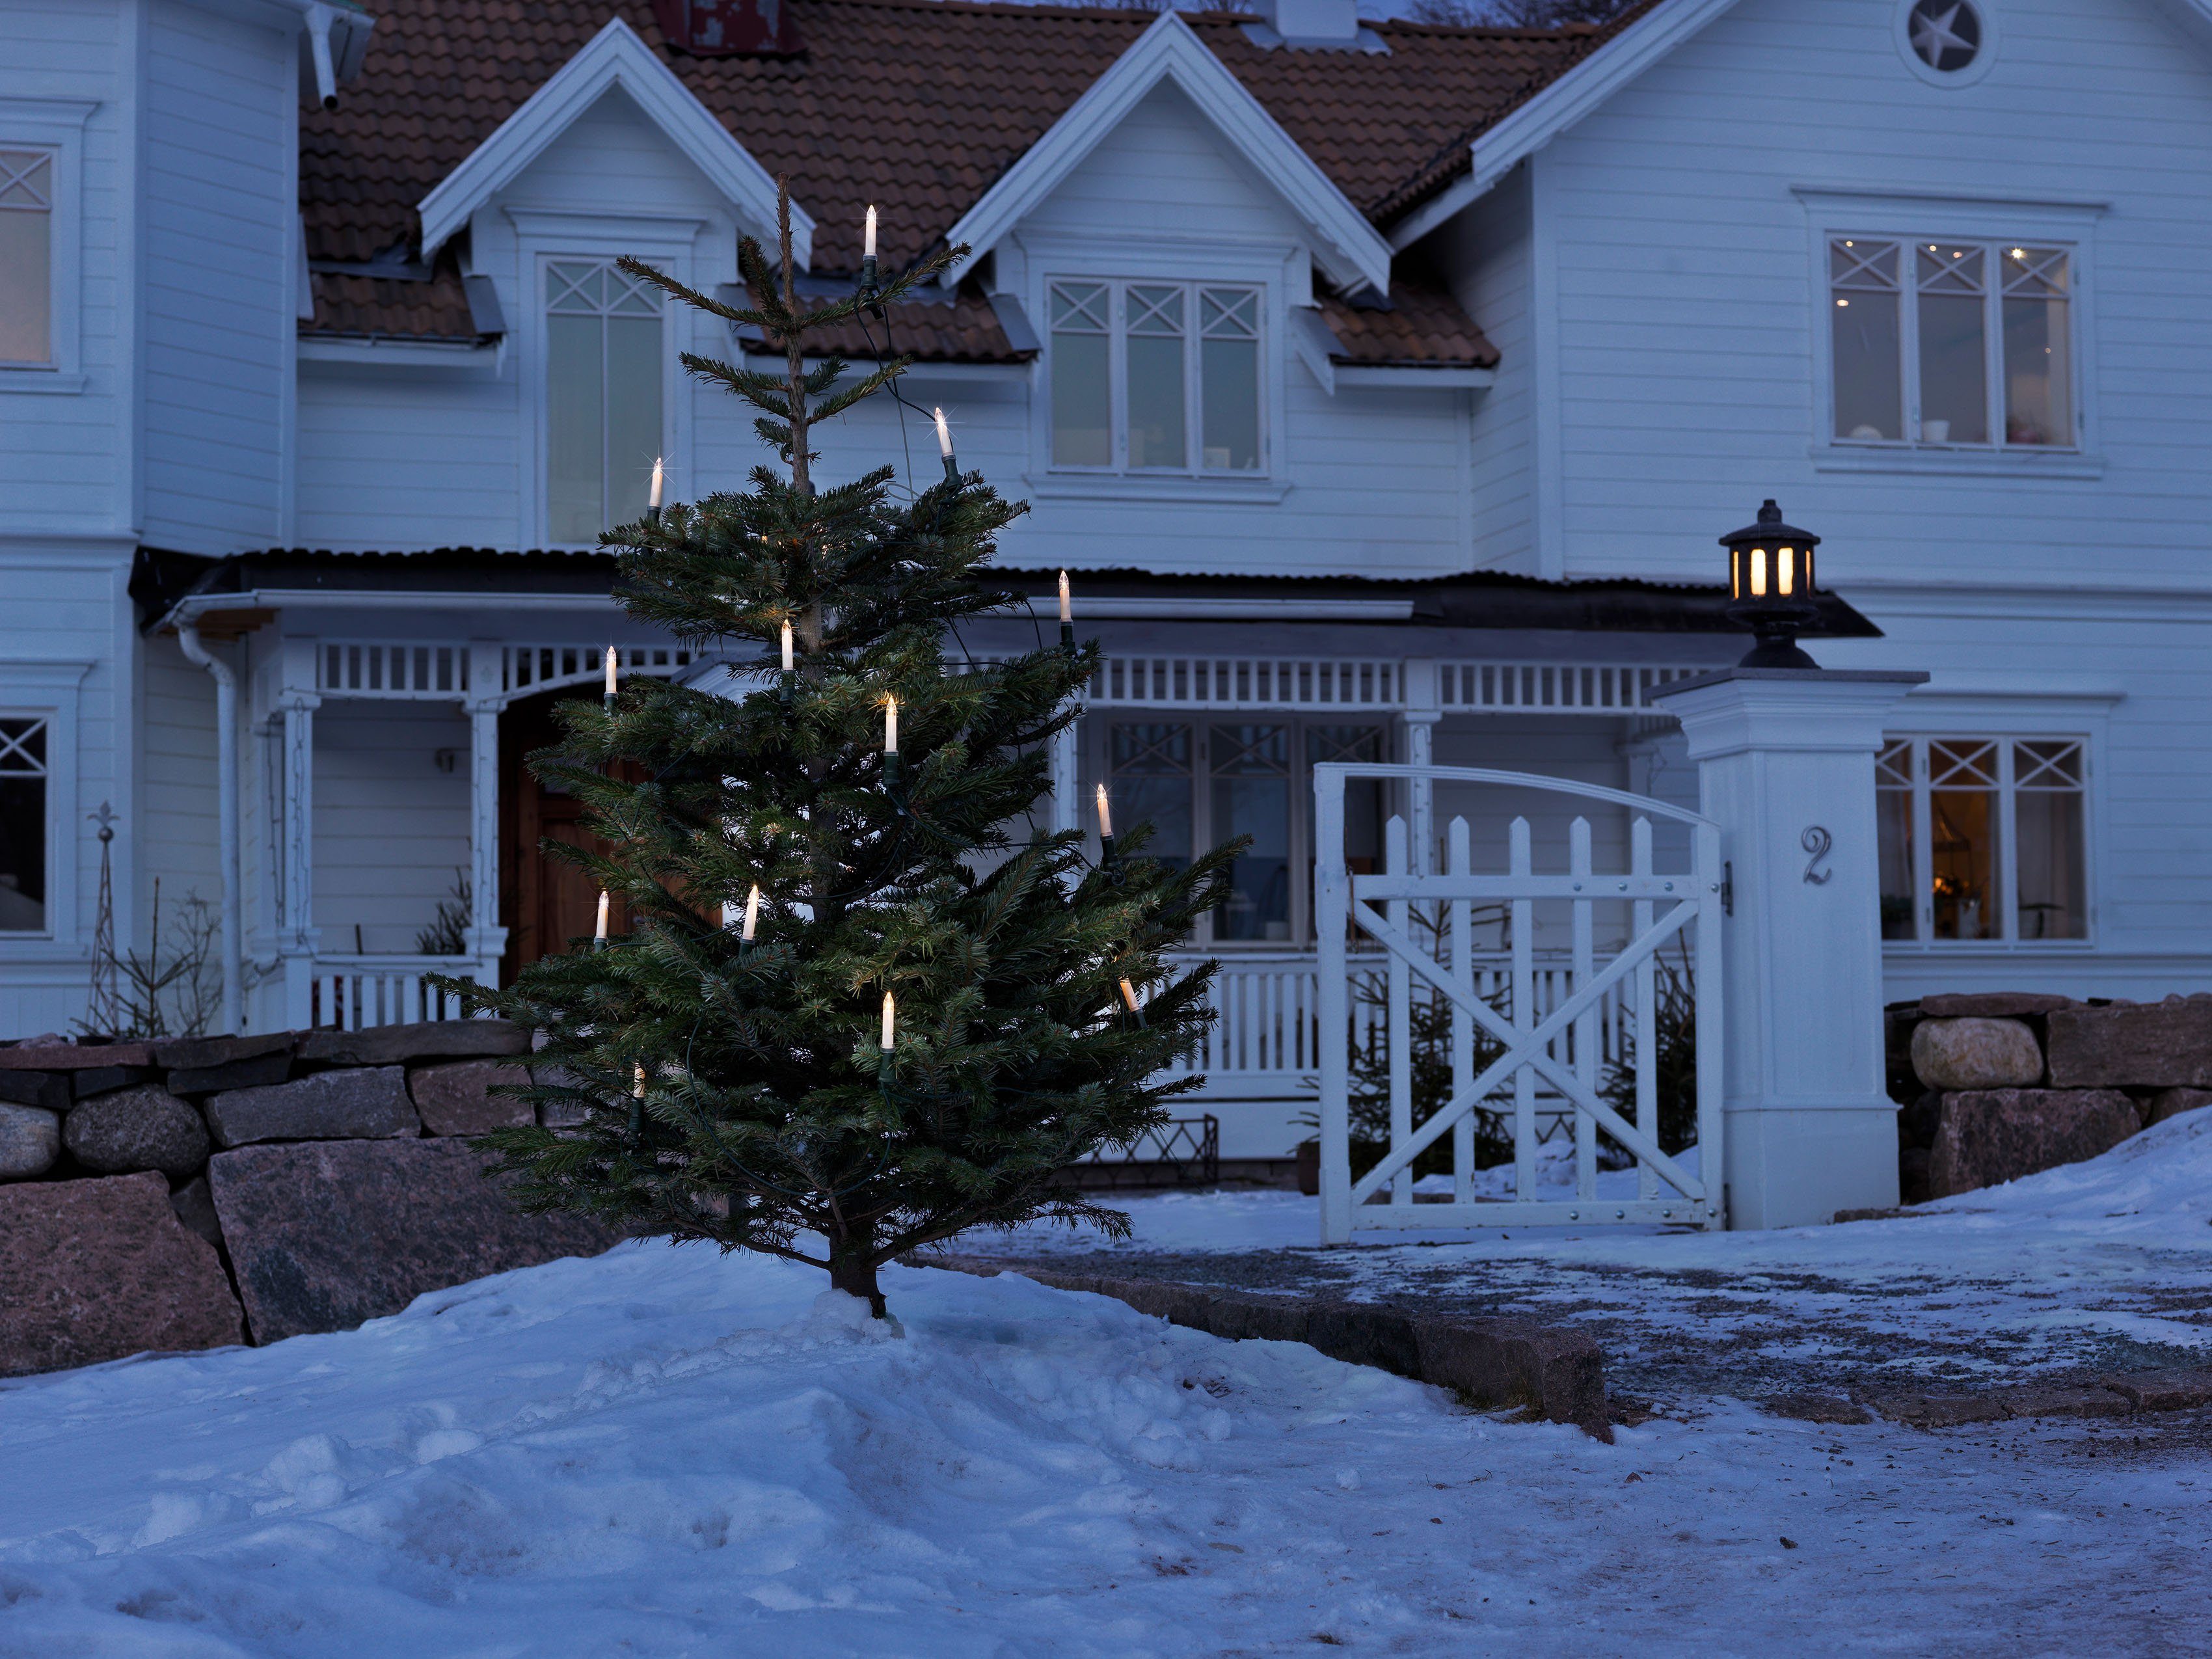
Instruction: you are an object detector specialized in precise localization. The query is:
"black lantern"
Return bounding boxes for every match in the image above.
[1721,498,1822,669]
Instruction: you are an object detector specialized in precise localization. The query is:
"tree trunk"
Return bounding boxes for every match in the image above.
[828,1252,888,1319]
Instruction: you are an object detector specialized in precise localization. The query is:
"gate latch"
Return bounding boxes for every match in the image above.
[1720,861,1734,917]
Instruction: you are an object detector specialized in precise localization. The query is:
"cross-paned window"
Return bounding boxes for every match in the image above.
[1048,279,1264,474]
[0,716,49,934]
[545,260,662,543]
[1829,237,2073,449]
[1878,735,2087,944]
[0,150,53,367]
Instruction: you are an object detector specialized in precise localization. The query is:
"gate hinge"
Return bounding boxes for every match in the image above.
[1720,861,1734,917]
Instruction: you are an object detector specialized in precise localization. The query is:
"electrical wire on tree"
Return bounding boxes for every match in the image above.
[457,183,1234,1319]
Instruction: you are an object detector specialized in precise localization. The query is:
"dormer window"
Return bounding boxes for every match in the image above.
[545,259,662,543]
[1048,279,1263,474]
[0,150,53,367]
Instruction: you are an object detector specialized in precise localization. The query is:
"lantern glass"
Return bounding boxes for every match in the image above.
[1720,499,1823,669]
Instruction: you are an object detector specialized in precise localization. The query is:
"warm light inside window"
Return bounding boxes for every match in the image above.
[1778,546,1795,597]
[1751,547,1768,598]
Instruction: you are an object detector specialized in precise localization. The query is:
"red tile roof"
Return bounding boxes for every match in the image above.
[301,0,1626,357]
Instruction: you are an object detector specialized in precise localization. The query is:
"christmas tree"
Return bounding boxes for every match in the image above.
[468,189,1230,1318]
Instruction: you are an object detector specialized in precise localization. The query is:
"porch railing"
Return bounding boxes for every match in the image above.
[308,955,489,1029]
[1168,949,1634,1094]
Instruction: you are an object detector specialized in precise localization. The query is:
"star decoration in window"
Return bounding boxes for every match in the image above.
[1908,0,1981,73]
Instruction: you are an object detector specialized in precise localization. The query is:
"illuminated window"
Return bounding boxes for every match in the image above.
[1878,735,2087,944]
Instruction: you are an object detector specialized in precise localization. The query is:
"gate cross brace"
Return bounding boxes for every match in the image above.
[1345,896,1705,1206]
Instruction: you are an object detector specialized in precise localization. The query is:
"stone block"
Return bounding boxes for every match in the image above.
[208,1138,621,1343]
[1926,1089,2140,1199]
[63,1086,210,1180]
[1303,1300,1423,1381]
[206,1066,419,1148]
[0,1172,244,1377]
[0,1070,67,1111]
[168,1053,293,1096]
[2000,1385,2130,1420]
[0,1103,61,1178]
[150,1032,297,1071]
[2099,1369,2212,1412]
[2046,998,2212,1088]
[1910,1018,2043,1090]
[72,1064,161,1099]
[1870,1393,2010,1429]
[1762,1394,1873,1425]
[1415,1316,1611,1440]
[0,1042,153,1071]
[2148,1087,2212,1127]
[169,1175,223,1248]
[409,1060,532,1136]
[1917,993,2079,1018]
[296,1019,528,1068]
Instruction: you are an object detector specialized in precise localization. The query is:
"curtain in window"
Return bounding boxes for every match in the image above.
[0,716,48,933]
[546,261,662,543]
[0,151,53,366]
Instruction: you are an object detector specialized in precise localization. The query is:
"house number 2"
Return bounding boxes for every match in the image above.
[1801,824,1833,885]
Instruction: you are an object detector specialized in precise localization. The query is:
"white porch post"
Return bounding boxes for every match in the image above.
[1050,708,1081,837]
[463,643,509,982]
[1652,667,1926,1229]
[273,638,322,1030]
[1399,658,1440,877]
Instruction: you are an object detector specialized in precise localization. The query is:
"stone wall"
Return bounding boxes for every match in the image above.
[0,1022,619,1378]
[1885,993,2212,1202]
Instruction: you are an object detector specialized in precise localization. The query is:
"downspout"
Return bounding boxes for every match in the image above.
[176,623,244,1036]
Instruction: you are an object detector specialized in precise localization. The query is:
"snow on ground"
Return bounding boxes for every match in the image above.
[1,1241,2208,1656]
[0,1116,2207,1654]
[995,1110,2212,1403]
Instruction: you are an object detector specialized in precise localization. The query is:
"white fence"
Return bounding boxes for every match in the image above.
[307,955,485,1029]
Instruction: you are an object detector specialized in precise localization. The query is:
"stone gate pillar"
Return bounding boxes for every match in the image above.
[1652,667,1927,1229]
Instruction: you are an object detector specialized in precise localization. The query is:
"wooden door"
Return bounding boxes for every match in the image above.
[501,692,630,980]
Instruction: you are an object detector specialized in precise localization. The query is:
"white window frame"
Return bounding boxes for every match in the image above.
[1083,712,1391,949]
[1796,190,2103,478]
[1017,234,1294,504]
[1877,722,2099,951]
[504,209,705,548]
[0,99,94,394]
[0,660,92,953]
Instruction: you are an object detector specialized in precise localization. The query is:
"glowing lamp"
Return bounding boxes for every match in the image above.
[1720,498,1823,669]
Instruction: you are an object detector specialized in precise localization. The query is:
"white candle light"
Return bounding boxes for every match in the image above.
[634,1062,647,1099]
[883,695,898,755]
[880,990,895,1051]
[648,456,665,511]
[780,619,794,673]
[1119,978,1140,1014]
[595,889,611,943]
[863,205,877,260]
[1095,784,1113,839]
[1059,570,1072,625]
[603,645,618,698]
[933,407,952,460]
[742,883,760,942]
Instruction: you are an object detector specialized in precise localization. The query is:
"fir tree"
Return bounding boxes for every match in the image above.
[465,189,1231,1318]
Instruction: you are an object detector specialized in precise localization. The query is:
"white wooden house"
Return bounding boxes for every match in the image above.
[7,0,2212,1165]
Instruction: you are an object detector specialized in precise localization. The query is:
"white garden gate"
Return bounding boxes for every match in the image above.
[1314,764,1726,1243]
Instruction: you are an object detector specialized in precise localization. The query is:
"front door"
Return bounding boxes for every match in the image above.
[500,692,630,980]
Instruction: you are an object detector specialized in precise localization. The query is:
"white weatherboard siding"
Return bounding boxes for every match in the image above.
[295,368,522,551]
[136,634,221,952]
[0,0,131,537]
[141,0,292,554]
[310,702,473,956]
[1532,0,2212,590]
[1436,160,1535,576]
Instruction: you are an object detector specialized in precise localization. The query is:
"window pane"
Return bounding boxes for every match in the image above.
[0,717,47,934]
[1108,722,1191,870]
[1830,240,1901,442]
[603,312,662,530]
[1051,333,1111,467]
[2014,740,2086,939]
[1928,739,1999,939]
[2001,248,2070,447]
[0,152,53,365]
[1200,336,1259,470]
[1211,723,1289,942]
[1126,285,1185,470]
[1876,738,1916,940]
[545,312,604,543]
[1917,244,1988,444]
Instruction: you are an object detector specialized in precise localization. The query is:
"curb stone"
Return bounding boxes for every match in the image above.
[911,1253,1613,1443]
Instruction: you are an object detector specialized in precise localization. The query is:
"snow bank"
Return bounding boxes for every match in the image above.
[0,1232,2204,1652]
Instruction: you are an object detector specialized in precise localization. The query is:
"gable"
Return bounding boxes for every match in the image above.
[1016,81,1311,250]
[489,87,735,226]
